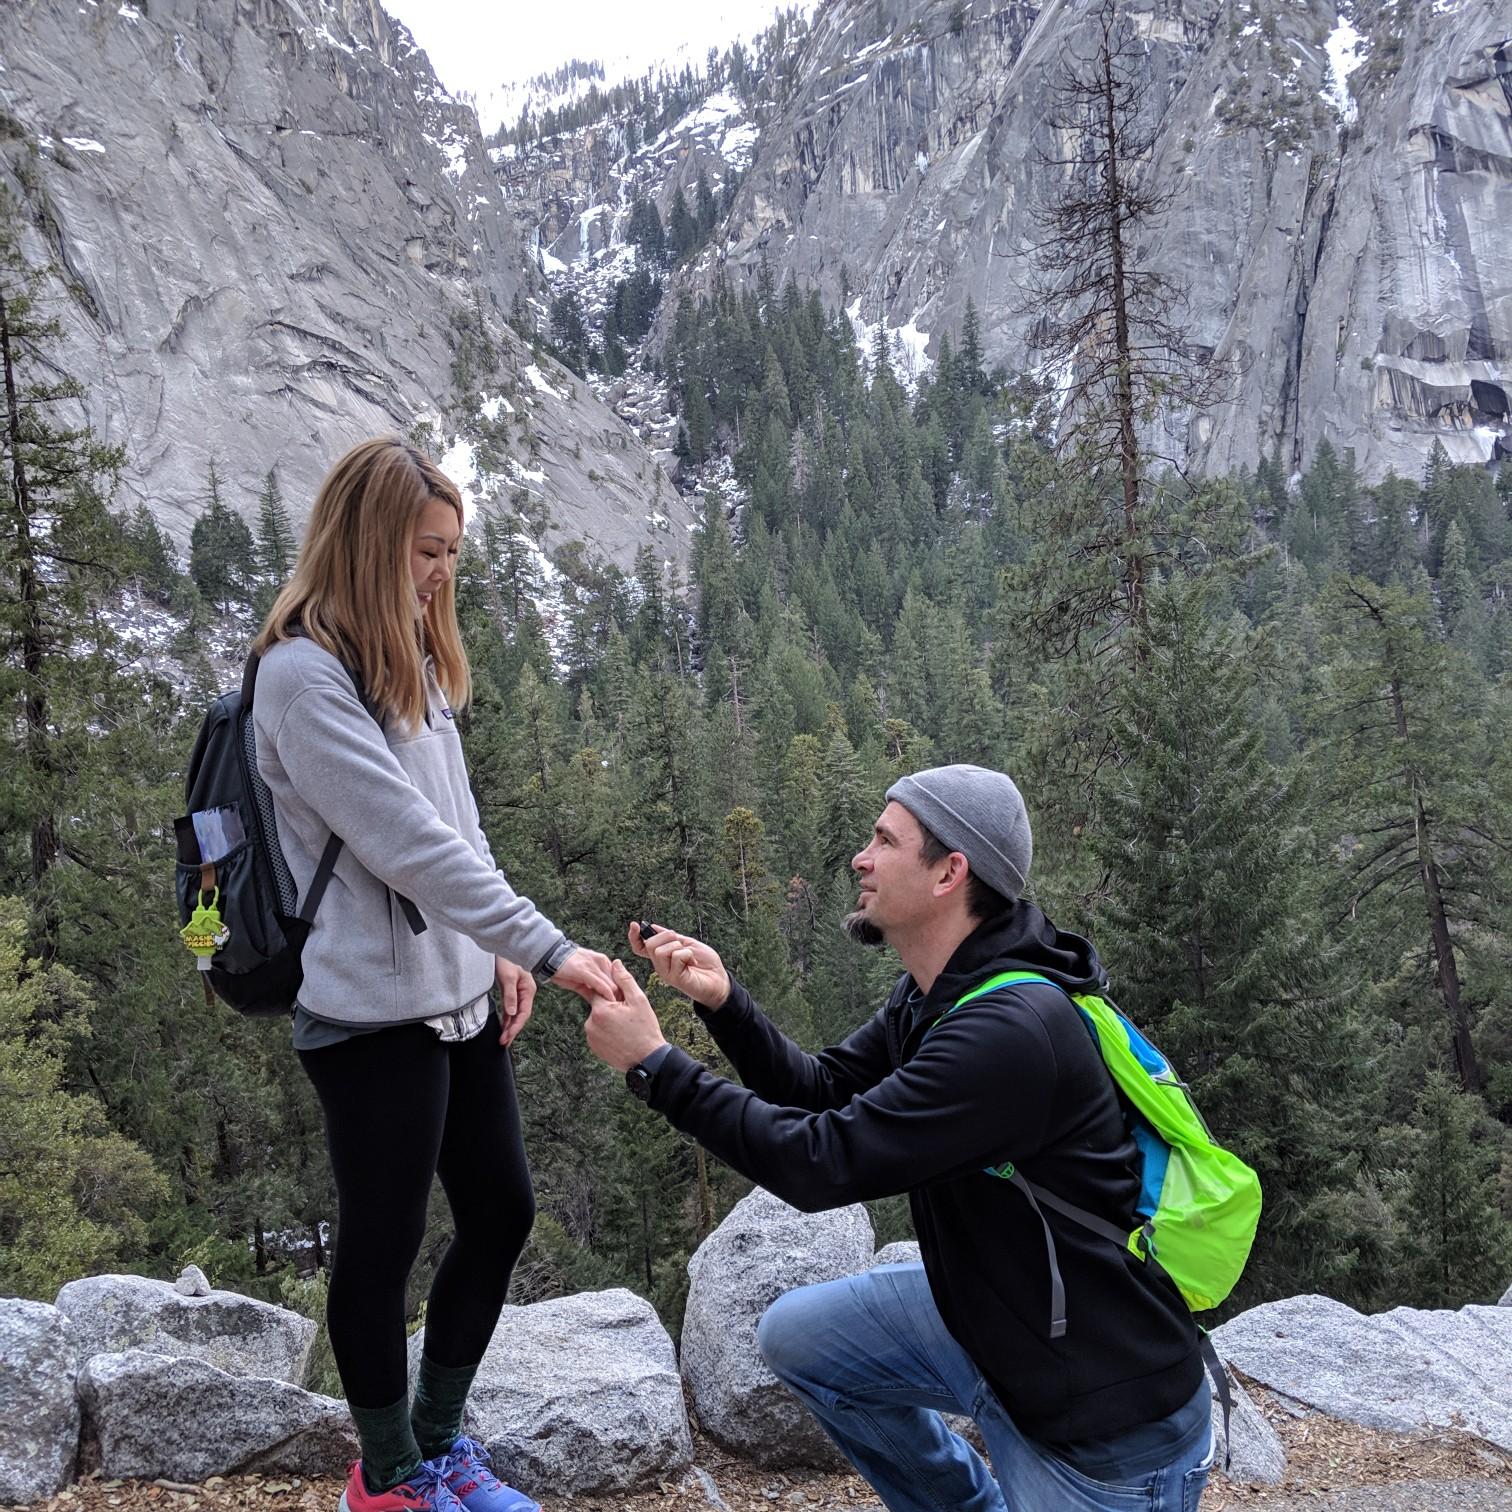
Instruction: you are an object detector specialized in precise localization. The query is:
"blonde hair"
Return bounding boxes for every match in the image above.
[254,438,472,729]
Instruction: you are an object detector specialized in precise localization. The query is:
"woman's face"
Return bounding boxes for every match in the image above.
[409,496,461,617]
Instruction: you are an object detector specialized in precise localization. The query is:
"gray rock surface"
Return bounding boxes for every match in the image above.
[1212,1294,1512,1451]
[683,1465,731,1511]
[55,1274,314,1385]
[0,0,693,571]
[871,1240,922,1268]
[409,1287,690,1497]
[77,1350,355,1480]
[1500,1282,1512,1306]
[675,0,1512,483]
[1212,1370,1287,1486]
[0,1301,81,1505]
[680,1188,876,1468]
[174,1265,211,1299]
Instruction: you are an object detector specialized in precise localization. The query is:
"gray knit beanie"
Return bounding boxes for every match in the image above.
[885,764,1033,901]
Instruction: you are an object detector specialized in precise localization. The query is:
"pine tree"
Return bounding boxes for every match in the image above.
[0,188,127,952]
[806,871,899,1050]
[1366,471,1421,585]
[817,729,875,877]
[694,168,717,239]
[958,296,987,397]
[479,504,543,633]
[0,897,166,1297]
[627,197,666,265]
[668,187,699,264]
[1393,1072,1511,1308]
[0,203,254,1291]
[887,585,936,733]
[1318,578,1505,1094]
[1090,583,1363,1304]
[549,289,588,376]
[253,468,296,603]
[1424,445,1506,575]
[188,460,256,611]
[715,806,811,1041]
[1015,0,1224,639]
[1284,440,1356,579]
[122,503,180,604]
[1437,519,1491,667]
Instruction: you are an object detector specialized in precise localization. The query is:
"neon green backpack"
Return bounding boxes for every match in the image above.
[933,971,1260,1463]
[936,970,1262,1330]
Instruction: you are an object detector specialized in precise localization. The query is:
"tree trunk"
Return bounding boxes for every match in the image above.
[641,1192,654,1294]
[695,1147,714,1237]
[0,284,59,955]
[1099,15,1144,629]
[1390,674,1483,1092]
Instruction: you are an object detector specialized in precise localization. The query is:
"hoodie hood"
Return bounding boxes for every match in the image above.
[895,900,1107,1051]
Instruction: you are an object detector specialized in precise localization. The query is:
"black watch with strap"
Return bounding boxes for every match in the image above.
[625,1062,656,1102]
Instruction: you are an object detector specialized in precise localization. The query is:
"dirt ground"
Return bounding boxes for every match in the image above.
[14,1393,1512,1512]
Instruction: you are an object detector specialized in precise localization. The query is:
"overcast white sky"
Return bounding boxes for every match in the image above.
[383,0,802,131]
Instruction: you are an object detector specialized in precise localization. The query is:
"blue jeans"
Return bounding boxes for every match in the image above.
[757,1263,1214,1512]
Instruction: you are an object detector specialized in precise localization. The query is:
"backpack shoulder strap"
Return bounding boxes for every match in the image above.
[929,968,1060,1030]
[938,969,1157,1337]
[243,638,426,937]
[241,649,261,707]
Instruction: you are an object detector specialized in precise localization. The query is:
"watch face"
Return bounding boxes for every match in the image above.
[626,1066,653,1102]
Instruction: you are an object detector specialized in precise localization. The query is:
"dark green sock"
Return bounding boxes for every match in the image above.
[350,1394,423,1493]
[411,1355,480,1461]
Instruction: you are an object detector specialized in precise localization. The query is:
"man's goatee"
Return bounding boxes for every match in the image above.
[843,909,885,948]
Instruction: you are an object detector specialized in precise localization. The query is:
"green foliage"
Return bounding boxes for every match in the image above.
[189,461,257,610]
[1316,578,1508,1098]
[253,468,296,613]
[0,897,166,1297]
[1089,584,1364,1307]
[1390,1073,1511,1308]
[6,160,1512,1336]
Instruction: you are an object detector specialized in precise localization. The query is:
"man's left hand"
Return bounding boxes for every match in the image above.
[585,960,667,1073]
[496,956,536,1048]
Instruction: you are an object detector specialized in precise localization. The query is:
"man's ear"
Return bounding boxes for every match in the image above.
[933,851,971,900]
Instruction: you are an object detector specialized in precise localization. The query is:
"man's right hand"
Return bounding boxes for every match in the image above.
[629,922,731,1010]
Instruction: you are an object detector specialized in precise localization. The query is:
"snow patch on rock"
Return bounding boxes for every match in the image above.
[1324,15,1364,125]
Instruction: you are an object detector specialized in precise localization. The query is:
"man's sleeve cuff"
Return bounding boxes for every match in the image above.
[639,1043,675,1076]
[531,936,576,984]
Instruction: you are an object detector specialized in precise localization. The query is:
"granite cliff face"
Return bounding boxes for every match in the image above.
[654,0,1512,481]
[0,0,693,561]
[4,0,1507,535]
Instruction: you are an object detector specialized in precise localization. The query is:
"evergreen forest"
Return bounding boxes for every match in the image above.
[4,182,1512,1381]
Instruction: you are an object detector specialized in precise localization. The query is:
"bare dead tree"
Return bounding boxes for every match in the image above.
[1007,0,1234,659]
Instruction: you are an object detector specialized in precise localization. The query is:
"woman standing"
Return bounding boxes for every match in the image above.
[251,439,615,1512]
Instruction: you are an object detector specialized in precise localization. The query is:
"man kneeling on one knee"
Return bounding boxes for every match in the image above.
[584,765,1214,1512]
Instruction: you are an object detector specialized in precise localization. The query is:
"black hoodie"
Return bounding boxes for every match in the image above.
[646,901,1202,1445]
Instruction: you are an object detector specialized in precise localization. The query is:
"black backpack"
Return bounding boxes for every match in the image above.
[175,645,424,1015]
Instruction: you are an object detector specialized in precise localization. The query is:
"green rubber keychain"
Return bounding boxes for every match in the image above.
[181,888,231,972]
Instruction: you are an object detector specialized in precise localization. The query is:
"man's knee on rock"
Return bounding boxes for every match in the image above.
[757,1286,821,1382]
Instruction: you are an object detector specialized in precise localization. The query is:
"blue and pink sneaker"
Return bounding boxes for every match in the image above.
[338,1459,466,1512]
[441,1438,540,1512]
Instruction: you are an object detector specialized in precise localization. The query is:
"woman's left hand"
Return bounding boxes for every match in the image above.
[496,956,536,1048]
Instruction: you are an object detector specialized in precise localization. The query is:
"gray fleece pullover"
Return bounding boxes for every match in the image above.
[251,635,567,1025]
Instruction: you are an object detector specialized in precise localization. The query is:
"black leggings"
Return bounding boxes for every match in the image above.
[299,1013,534,1408]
